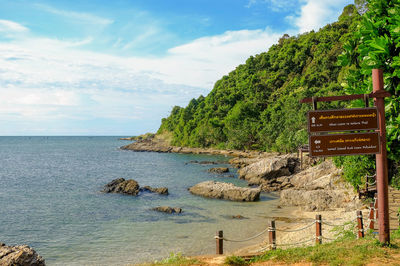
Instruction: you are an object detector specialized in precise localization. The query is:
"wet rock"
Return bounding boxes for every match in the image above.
[0,243,45,266]
[152,206,182,213]
[102,178,140,196]
[141,186,169,195]
[189,181,260,202]
[208,167,229,173]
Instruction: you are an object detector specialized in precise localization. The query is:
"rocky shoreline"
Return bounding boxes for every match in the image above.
[122,137,362,212]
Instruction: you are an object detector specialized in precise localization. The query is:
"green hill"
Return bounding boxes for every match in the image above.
[158,5,361,152]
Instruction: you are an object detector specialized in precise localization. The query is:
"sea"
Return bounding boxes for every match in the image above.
[0,136,280,265]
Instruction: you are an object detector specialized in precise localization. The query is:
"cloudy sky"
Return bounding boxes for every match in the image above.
[0,0,353,136]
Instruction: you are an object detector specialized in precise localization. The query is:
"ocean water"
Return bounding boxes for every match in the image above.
[0,136,279,265]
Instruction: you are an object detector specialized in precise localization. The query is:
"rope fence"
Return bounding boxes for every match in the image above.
[215,196,383,255]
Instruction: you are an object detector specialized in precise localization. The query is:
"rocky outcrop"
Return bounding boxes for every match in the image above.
[152,206,182,213]
[102,178,140,195]
[237,154,299,191]
[120,136,264,157]
[189,181,261,202]
[141,186,169,195]
[0,243,45,266]
[208,167,229,173]
[279,161,362,211]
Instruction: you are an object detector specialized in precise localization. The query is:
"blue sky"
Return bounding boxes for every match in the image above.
[0,0,353,136]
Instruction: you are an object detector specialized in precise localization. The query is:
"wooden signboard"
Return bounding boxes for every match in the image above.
[309,132,380,157]
[308,108,378,133]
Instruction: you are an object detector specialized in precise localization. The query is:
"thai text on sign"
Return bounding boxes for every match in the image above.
[308,107,378,133]
[309,132,380,157]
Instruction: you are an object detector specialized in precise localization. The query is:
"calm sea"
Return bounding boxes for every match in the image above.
[0,136,279,265]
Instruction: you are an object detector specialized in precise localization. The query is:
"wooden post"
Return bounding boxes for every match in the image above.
[369,202,375,230]
[316,215,322,244]
[269,220,276,250]
[216,230,223,255]
[374,193,378,219]
[372,69,390,244]
[357,210,365,238]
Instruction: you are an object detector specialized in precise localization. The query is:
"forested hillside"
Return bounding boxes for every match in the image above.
[158,5,361,152]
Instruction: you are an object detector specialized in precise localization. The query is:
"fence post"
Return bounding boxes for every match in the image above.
[269,220,276,250]
[369,202,375,230]
[357,210,365,238]
[216,230,223,255]
[316,214,322,244]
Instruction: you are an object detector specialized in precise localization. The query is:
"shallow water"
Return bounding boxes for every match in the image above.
[0,136,279,265]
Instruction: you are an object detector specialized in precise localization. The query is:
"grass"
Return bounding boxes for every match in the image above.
[224,230,400,266]
[151,253,203,265]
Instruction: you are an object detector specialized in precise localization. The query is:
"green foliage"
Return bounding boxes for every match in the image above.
[158,5,361,152]
[333,155,376,188]
[224,255,248,265]
[337,0,400,186]
[153,253,202,265]
[250,235,398,265]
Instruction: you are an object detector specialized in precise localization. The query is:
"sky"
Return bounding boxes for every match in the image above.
[0,0,353,136]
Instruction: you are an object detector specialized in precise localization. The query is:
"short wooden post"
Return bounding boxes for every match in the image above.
[216,230,223,255]
[316,214,322,244]
[357,210,365,238]
[369,202,375,230]
[269,220,276,250]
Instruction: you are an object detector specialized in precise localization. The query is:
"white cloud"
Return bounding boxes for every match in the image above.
[34,3,113,26]
[0,18,284,134]
[294,0,352,33]
[0,19,29,33]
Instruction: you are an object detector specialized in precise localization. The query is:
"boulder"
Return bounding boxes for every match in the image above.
[102,178,140,196]
[208,167,229,174]
[0,243,45,266]
[238,154,299,185]
[279,189,360,211]
[189,181,261,202]
[152,206,182,213]
[141,186,169,195]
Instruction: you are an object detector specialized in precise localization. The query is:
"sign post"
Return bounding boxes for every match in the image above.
[301,68,391,244]
[372,69,390,244]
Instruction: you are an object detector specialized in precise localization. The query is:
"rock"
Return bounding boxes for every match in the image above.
[238,154,299,185]
[141,186,169,195]
[208,167,229,173]
[186,160,218,165]
[0,243,45,266]
[231,215,245,219]
[279,189,360,211]
[152,206,182,213]
[102,178,140,196]
[189,181,261,202]
[278,160,362,211]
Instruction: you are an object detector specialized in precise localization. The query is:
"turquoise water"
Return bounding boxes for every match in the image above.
[0,137,278,265]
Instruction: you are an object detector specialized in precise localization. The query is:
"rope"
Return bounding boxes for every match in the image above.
[219,227,269,242]
[275,222,315,232]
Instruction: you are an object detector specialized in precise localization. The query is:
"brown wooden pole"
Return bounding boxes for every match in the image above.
[269,220,276,250]
[372,69,390,244]
[316,215,322,244]
[216,230,223,255]
[357,210,365,238]
[374,193,378,219]
[369,202,375,230]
